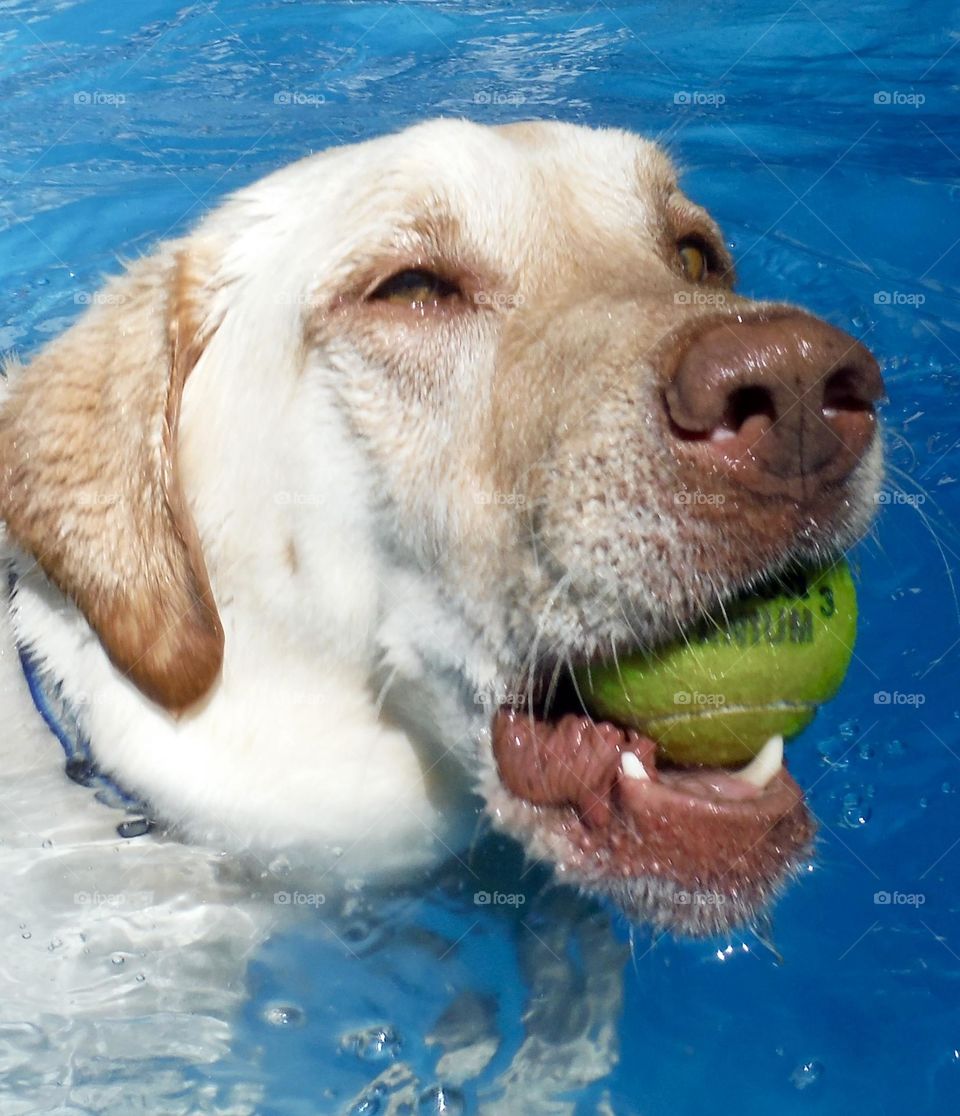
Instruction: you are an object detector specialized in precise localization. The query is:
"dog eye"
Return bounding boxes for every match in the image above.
[368,268,461,305]
[677,239,710,283]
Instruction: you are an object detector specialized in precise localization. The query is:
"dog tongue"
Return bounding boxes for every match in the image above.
[492,709,655,828]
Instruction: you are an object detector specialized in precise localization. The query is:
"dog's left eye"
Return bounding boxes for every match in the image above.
[677,239,710,283]
[369,268,461,305]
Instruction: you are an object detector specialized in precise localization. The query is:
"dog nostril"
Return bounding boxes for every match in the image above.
[822,365,874,416]
[720,385,778,437]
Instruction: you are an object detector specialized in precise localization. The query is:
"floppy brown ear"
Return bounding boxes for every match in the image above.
[0,247,224,713]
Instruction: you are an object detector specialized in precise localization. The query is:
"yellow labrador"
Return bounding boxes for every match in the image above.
[0,118,883,945]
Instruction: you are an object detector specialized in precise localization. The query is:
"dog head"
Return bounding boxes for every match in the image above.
[0,120,883,932]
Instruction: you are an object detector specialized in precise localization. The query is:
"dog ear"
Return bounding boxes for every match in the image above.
[0,247,224,713]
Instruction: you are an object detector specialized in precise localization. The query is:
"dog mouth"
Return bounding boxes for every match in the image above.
[489,671,815,934]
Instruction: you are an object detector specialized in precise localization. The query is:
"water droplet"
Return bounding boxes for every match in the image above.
[943,782,955,795]
[349,1086,384,1115]
[263,1003,305,1027]
[790,1060,823,1090]
[21,931,31,940]
[341,1024,402,1061]
[858,741,875,760]
[40,839,53,849]
[111,954,125,966]
[418,1084,465,1115]
[136,973,146,983]
[887,738,905,757]
[117,817,151,839]
[268,855,292,877]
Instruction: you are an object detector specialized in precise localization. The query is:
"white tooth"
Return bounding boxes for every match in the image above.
[734,734,784,789]
[620,751,650,781]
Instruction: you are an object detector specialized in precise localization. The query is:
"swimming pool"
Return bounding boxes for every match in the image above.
[2,1,958,1112]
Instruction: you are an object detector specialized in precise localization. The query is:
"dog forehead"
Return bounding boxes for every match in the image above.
[205,120,684,293]
[337,119,681,259]
[403,117,677,215]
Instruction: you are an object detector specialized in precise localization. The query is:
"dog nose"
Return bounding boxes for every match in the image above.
[665,313,884,499]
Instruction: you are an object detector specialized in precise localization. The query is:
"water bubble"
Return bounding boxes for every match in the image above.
[839,719,859,741]
[341,1024,402,1061]
[840,793,871,826]
[418,1084,465,1115]
[111,953,125,966]
[263,1003,305,1028]
[790,1060,823,1090]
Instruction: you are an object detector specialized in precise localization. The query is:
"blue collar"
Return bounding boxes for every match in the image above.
[10,575,152,837]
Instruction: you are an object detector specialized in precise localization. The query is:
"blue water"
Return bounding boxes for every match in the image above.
[2,1,959,1112]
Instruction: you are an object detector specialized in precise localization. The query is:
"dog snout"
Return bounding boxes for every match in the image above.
[664,312,884,499]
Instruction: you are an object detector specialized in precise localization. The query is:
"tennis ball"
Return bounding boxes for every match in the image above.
[575,561,857,767]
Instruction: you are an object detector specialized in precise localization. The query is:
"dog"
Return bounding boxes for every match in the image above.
[0,117,883,953]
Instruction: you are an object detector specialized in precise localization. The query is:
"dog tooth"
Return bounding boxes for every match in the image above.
[620,751,650,781]
[734,734,784,789]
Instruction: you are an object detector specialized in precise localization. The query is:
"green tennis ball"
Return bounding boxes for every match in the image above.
[575,560,857,767]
